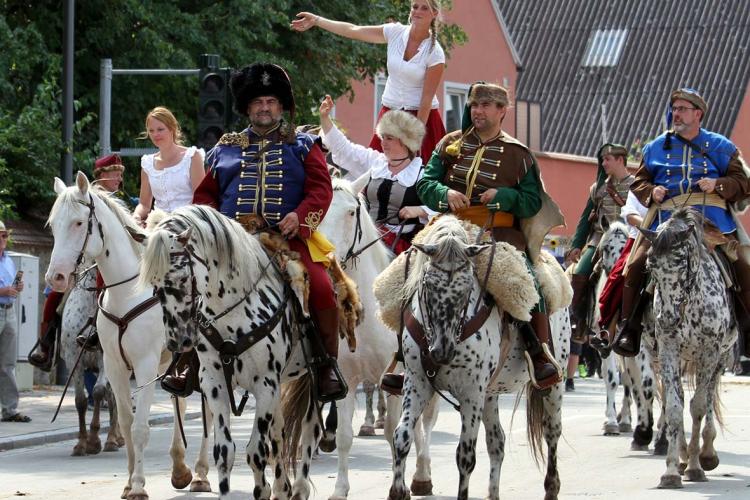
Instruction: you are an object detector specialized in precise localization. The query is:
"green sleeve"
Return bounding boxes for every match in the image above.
[487,155,542,219]
[416,148,450,212]
[570,199,594,249]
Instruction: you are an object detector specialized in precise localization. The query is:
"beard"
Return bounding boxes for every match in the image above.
[251,113,281,129]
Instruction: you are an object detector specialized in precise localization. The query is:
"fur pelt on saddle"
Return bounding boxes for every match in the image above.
[373,219,572,332]
[257,232,363,353]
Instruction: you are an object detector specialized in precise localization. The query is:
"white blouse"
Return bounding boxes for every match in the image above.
[141,146,205,213]
[621,191,648,239]
[381,22,445,110]
[322,123,435,231]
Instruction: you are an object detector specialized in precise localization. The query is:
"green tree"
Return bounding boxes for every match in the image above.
[0,0,465,218]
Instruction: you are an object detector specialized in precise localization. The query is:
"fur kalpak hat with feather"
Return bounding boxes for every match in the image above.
[230,63,295,119]
[375,110,426,155]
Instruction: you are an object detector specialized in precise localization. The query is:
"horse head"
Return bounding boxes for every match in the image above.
[640,207,706,325]
[597,221,629,275]
[46,172,106,291]
[409,216,489,365]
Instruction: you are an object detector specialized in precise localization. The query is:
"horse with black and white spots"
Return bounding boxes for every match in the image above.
[385,215,568,500]
[139,204,324,500]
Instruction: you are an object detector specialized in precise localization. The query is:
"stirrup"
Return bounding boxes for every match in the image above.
[524,344,562,391]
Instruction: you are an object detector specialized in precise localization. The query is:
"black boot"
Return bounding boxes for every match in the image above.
[161,350,199,397]
[28,319,58,372]
[517,312,562,390]
[380,331,405,396]
[612,244,649,358]
[314,308,347,402]
[569,273,591,343]
[76,330,100,352]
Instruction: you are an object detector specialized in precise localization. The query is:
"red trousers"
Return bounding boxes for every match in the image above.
[379,226,416,256]
[286,238,336,311]
[369,106,446,162]
[598,237,635,328]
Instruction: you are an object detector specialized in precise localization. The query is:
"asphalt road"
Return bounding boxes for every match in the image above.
[1,376,748,500]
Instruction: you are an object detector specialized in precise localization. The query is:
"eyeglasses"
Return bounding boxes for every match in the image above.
[671,106,698,113]
[0,234,9,240]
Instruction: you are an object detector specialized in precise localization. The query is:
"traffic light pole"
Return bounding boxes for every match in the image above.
[99,58,200,157]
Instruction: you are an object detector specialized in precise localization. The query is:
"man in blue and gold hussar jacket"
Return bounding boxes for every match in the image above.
[162,62,345,401]
[614,88,750,357]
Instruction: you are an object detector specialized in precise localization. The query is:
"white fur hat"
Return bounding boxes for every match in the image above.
[375,110,426,154]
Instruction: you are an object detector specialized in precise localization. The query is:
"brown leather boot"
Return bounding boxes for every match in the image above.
[612,244,648,357]
[569,273,591,343]
[314,308,347,402]
[380,330,404,395]
[518,312,562,390]
[161,350,199,397]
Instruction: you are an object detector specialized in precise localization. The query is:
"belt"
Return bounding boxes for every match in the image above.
[456,205,514,228]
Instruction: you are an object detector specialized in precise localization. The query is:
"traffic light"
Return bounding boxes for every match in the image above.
[197,54,230,149]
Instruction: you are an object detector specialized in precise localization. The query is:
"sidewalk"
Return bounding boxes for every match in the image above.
[0,383,209,451]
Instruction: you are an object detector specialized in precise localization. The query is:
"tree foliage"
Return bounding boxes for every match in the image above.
[0,0,465,218]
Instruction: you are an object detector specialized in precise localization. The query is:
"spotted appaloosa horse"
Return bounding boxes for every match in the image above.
[139,204,325,500]
[46,173,211,499]
[318,176,438,499]
[639,207,734,489]
[589,222,658,447]
[59,265,123,456]
[387,215,567,500]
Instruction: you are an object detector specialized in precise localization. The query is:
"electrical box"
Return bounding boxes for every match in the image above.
[8,252,39,391]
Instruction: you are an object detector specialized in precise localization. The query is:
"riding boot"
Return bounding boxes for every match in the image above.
[313,307,347,402]
[76,330,100,352]
[517,311,563,390]
[379,329,405,396]
[161,350,199,397]
[612,244,649,357]
[569,273,590,343]
[29,317,58,372]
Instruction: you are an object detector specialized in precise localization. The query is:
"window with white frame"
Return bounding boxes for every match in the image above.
[373,73,387,125]
[444,83,470,133]
[582,29,628,67]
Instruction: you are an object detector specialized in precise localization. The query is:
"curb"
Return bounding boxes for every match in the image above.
[0,410,203,452]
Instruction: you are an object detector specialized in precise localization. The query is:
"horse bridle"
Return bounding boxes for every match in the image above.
[340,192,408,268]
[73,195,99,272]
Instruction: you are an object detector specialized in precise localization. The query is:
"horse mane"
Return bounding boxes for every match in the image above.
[651,207,706,257]
[139,204,264,290]
[48,183,143,258]
[402,215,470,302]
[331,178,393,269]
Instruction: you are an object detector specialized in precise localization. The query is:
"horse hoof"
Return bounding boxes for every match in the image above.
[171,468,193,489]
[358,425,376,437]
[319,437,337,453]
[685,468,708,482]
[603,423,620,436]
[653,442,668,456]
[374,417,385,430]
[618,422,632,433]
[632,425,653,446]
[117,437,126,447]
[121,486,130,499]
[658,474,683,489]
[630,442,649,452]
[71,444,86,457]
[127,494,149,500]
[387,485,411,500]
[410,479,433,496]
[700,454,720,471]
[86,440,102,455]
[103,441,119,452]
[189,479,211,492]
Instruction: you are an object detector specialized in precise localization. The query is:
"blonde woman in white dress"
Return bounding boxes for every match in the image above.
[134,106,206,225]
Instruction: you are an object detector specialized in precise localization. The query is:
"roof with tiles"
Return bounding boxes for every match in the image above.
[495,0,750,157]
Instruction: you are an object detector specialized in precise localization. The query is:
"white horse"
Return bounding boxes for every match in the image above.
[139,203,330,500]
[385,215,568,500]
[46,172,211,499]
[318,177,438,499]
[589,222,658,447]
[639,207,734,488]
[59,265,122,456]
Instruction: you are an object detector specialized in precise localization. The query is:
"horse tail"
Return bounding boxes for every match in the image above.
[280,372,314,471]
[682,360,726,430]
[525,383,547,468]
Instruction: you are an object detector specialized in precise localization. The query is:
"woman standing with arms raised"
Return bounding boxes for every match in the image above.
[292,0,446,161]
